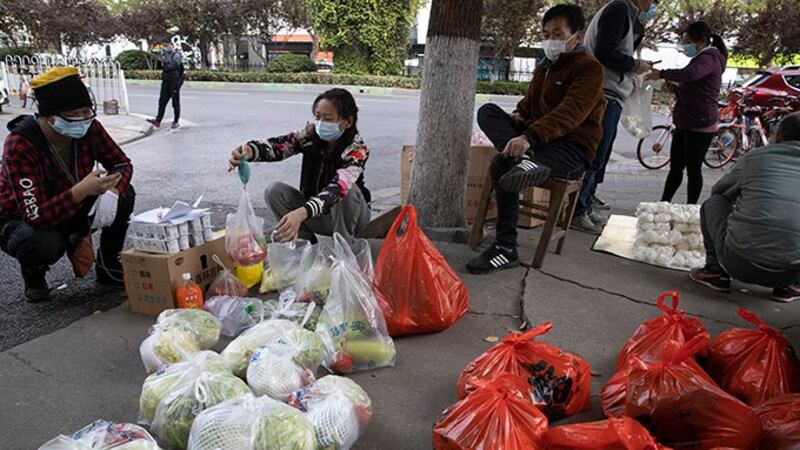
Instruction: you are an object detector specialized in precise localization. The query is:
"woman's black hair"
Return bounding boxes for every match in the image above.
[312,88,359,152]
[685,21,728,59]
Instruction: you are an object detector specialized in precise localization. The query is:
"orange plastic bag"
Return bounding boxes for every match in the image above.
[601,336,710,418]
[707,308,800,406]
[433,373,548,450]
[754,393,800,450]
[374,206,469,336]
[616,291,709,371]
[456,322,591,420]
[624,335,762,450]
[545,417,664,450]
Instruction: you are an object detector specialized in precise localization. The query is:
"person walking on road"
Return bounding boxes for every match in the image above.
[574,0,657,234]
[0,67,136,302]
[228,88,371,244]
[147,40,184,130]
[648,21,727,204]
[690,113,800,303]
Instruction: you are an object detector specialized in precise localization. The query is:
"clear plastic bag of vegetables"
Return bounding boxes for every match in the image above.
[289,376,373,450]
[220,319,305,378]
[139,309,223,373]
[139,351,228,425]
[316,234,395,374]
[205,296,265,338]
[261,239,312,294]
[151,370,250,449]
[226,188,267,267]
[154,309,222,349]
[188,394,316,450]
[293,237,336,304]
[208,255,249,298]
[38,420,161,450]
[247,340,317,402]
[264,290,320,331]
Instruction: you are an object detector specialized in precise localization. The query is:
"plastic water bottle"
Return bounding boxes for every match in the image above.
[176,273,204,309]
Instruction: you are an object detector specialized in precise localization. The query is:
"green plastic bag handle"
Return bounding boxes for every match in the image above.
[238,158,251,185]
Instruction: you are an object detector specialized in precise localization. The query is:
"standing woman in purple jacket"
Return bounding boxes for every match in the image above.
[648,21,728,204]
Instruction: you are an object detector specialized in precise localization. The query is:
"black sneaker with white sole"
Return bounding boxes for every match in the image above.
[592,194,611,211]
[467,245,520,274]
[499,155,551,193]
[771,284,800,303]
[689,265,731,292]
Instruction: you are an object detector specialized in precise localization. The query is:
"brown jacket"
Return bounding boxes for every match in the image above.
[516,50,606,159]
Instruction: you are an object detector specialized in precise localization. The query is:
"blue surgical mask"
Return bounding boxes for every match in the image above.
[52,116,93,139]
[315,120,344,142]
[639,3,657,21]
[682,43,699,57]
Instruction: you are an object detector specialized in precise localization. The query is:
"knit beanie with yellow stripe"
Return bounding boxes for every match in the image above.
[31,67,93,116]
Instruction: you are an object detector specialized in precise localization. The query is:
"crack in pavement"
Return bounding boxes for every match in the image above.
[467,310,521,319]
[7,351,62,382]
[782,323,800,332]
[530,268,741,328]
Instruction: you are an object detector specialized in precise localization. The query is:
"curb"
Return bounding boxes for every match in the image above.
[115,122,154,146]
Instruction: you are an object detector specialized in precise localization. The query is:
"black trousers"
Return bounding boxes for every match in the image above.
[155,79,181,123]
[701,194,800,287]
[0,186,136,281]
[477,103,588,248]
[661,129,715,204]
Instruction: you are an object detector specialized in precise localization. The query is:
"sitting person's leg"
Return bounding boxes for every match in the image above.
[690,194,733,291]
[265,182,315,241]
[477,103,526,152]
[498,139,588,193]
[0,220,68,301]
[306,187,371,243]
[97,185,137,285]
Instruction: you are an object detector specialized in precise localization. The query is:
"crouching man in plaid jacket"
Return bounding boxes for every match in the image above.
[0,67,135,301]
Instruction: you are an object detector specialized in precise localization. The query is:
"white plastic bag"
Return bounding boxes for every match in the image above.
[188,394,316,450]
[208,255,249,298]
[316,234,395,374]
[139,309,222,373]
[247,340,317,401]
[38,420,161,450]
[262,239,312,294]
[293,237,336,304]
[263,290,320,331]
[621,74,654,139]
[225,189,267,267]
[205,296,265,337]
[220,319,304,378]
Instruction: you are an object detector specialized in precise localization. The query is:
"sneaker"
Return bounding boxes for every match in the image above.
[771,284,800,303]
[592,194,611,211]
[171,122,180,129]
[498,154,551,193]
[572,213,603,235]
[689,265,731,292]
[467,244,520,275]
[589,210,607,227]
[23,270,50,302]
[146,119,161,128]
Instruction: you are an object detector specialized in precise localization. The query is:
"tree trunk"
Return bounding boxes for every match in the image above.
[407,0,483,228]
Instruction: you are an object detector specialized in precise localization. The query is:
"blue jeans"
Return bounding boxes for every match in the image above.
[576,99,622,216]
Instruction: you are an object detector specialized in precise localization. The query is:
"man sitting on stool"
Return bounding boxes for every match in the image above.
[467,4,606,274]
[691,113,800,302]
[0,67,136,301]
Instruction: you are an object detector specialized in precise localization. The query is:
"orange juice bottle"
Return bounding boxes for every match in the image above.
[176,273,204,309]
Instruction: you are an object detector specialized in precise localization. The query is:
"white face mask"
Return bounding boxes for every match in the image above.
[542,39,567,61]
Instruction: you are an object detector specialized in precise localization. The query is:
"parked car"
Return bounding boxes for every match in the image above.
[726,66,800,110]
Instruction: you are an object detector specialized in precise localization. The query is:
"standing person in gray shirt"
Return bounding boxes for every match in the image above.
[573,0,657,234]
[147,40,184,130]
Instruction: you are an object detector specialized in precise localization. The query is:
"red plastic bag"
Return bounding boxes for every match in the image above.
[601,336,710,418]
[456,322,591,420]
[433,373,548,450]
[374,206,468,336]
[707,308,800,406]
[624,335,762,450]
[545,417,664,450]
[754,393,800,450]
[616,291,709,371]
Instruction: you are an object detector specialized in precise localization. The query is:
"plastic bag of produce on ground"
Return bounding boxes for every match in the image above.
[288,375,372,417]
[754,394,800,450]
[39,420,161,450]
[544,417,662,450]
[140,328,201,374]
[263,290,320,331]
[226,188,267,267]
[456,322,591,420]
[707,308,800,406]
[208,255,249,298]
[616,291,709,371]
[433,373,548,450]
[261,239,312,294]
[623,335,762,449]
[221,319,304,378]
[316,233,396,374]
[139,351,229,425]
[374,206,468,336]
[188,393,315,450]
[151,371,251,449]
[205,296,265,337]
[154,309,223,349]
[247,340,320,401]
[293,237,335,304]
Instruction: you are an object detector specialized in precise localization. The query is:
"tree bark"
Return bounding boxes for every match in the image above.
[407,0,483,228]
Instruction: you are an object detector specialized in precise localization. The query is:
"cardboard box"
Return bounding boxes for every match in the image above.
[122,236,233,316]
[400,145,548,227]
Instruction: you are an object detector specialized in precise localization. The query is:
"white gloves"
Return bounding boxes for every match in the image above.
[89,190,119,229]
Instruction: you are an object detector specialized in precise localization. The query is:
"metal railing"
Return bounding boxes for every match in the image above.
[1,54,130,114]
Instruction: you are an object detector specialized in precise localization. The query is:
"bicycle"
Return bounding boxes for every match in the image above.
[637,122,673,170]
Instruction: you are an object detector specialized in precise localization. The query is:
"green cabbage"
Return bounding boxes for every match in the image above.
[285,328,325,371]
[221,320,303,378]
[140,328,201,373]
[254,408,316,450]
[157,309,222,349]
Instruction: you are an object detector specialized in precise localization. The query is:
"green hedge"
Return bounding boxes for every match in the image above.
[266,54,317,73]
[116,49,157,71]
[124,70,530,95]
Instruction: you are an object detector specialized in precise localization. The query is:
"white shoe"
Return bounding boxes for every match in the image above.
[572,214,603,235]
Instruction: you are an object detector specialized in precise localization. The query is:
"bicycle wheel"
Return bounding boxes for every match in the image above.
[637,125,672,169]
[704,126,738,169]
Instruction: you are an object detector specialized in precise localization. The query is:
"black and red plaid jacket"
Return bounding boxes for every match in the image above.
[0,116,133,229]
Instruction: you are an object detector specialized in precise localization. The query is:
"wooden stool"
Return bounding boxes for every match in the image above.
[468,168,585,268]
